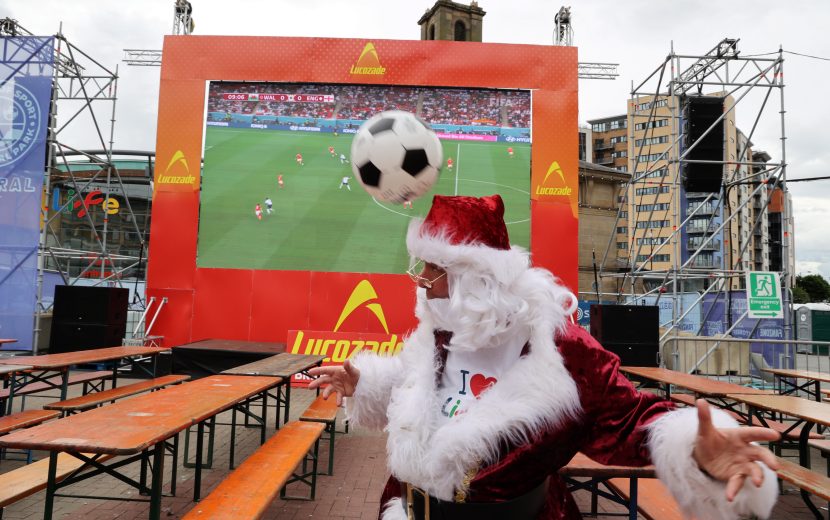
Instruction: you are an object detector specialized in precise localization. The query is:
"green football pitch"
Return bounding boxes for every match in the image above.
[197,127,531,274]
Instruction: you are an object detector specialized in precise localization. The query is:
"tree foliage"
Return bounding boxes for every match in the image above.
[795,274,830,303]
[792,285,810,304]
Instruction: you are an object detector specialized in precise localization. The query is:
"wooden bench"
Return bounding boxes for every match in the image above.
[0,410,59,435]
[0,452,113,517]
[607,477,684,520]
[44,374,191,416]
[182,420,326,519]
[775,456,830,518]
[0,410,60,464]
[299,395,346,476]
[0,371,113,413]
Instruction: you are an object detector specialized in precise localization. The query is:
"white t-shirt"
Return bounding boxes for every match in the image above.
[342,176,349,184]
[438,330,529,421]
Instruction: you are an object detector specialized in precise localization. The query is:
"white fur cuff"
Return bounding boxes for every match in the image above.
[380,498,407,520]
[647,407,778,520]
[345,351,403,431]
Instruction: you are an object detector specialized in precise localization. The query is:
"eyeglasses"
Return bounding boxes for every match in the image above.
[407,259,447,289]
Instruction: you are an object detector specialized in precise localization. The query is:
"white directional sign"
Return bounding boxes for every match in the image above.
[746,271,783,319]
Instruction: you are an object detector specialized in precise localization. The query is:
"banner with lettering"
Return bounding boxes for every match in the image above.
[287,329,403,387]
[0,37,54,350]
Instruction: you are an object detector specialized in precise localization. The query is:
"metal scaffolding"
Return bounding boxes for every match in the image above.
[597,38,792,378]
[0,19,153,351]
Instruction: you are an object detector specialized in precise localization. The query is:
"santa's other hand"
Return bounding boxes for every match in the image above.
[691,399,780,501]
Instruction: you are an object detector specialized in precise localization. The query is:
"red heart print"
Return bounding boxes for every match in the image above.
[470,373,497,398]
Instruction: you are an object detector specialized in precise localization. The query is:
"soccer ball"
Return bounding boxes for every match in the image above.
[350,110,442,204]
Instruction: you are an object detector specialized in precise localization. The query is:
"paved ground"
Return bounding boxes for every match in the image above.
[0,382,825,519]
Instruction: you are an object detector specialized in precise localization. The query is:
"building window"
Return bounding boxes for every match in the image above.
[610,135,627,144]
[616,165,628,172]
[617,242,628,250]
[616,226,627,234]
[635,135,669,147]
[610,119,627,130]
[592,122,608,132]
[635,119,669,131]
[634,99,668,112]
[643,169,665,178]
[611,150,627,158]
[637,254,671,263]
[637,153,665,162]
[636,220,671,229]
[635,202,671,212]
[454,21,467,41]
[637,237,667,245]
[428,24,436,40]
[635,186,671,196]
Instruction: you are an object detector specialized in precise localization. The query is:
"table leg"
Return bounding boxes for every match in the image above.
[261,390,267,444]
[112,362,118,389]
[60,369,70,401]
[629,477,638,520]
[194,420,205,502]
[149,443,165,520]
[284,383,291,425]
[230,406,237,470]
[44,451,59,520]
[799,420,815,469]
[5,372,16,415]
[816,381,821,403]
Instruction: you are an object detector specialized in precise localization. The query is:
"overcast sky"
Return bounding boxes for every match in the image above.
[3,0,829,278]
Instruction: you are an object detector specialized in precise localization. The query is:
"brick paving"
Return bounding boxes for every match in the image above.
[0,381,824,519]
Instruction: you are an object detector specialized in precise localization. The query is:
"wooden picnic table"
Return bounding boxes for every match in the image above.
[222,353,325,426]
[0,374,280,520]
[0,364,32,378]
[725,392,830,518]
[621,366,769,399]
[761,368,830,402]
[0,346,169,414]
[560,452,656,520]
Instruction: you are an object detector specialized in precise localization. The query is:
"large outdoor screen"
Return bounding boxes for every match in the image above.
[196,81,531,274]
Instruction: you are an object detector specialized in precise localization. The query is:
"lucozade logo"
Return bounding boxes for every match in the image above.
[536,161,571,197]
[333,279,389,333]
[157,150,195,186]
[349,43,386,76]
[288,280,402,382]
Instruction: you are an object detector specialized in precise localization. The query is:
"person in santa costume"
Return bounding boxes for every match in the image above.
[309,194,780,520]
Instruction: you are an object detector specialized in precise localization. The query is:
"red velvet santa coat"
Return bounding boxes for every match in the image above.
[346,321,779,520]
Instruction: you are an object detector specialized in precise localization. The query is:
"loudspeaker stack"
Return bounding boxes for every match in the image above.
[589,304,660,367]
[50,286,129,354]
[682,96,725,193]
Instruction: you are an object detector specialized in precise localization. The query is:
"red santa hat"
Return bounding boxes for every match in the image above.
[406,194,529,278]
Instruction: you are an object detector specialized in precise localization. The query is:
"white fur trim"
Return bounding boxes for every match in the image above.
[346,349,405,431]
[380,498,407,520]
[647,407,778,520]
[407,219,529,287]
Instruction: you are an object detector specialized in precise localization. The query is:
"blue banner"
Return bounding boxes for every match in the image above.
[0,37,54,350]
[701,291,788,371]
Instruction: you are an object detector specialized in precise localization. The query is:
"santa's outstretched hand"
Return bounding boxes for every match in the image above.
[691,399,780,501]
[308,360,360,406]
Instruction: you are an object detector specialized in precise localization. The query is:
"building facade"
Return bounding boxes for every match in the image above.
[587,114,628,172]
[577,160,631,298]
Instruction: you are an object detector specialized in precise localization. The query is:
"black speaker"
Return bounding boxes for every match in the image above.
[52,285,129,325]
[49,322,127,353]
[50,286,129,353]
[682,96,724,193]
[590,304,660,367]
